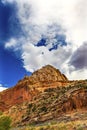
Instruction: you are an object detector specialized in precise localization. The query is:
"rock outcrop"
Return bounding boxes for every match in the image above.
[0,65,87,127]
[28,65,68,83]
[0,65,68,112]
[4,80,87,126]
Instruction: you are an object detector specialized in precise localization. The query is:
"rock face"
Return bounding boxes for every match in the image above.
[0,84,38,111]
[0,65,87,127]
[0,65,68,112]
[4,80,87,126]
[29,65,68,83]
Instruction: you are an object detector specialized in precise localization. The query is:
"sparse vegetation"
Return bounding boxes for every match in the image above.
[20,82,87,127]
[11,120,87,130]
[39,106,47,113]
[0,65,87,130]
[0,65,87,129]
[0,110,3,115]
[0,116,11,130]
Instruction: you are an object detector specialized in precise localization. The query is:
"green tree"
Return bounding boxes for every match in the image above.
[0,116,11,130]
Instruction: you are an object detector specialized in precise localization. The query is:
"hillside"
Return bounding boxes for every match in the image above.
[4,80,87,127]
[0,65,69,112]
[0,65,87,129]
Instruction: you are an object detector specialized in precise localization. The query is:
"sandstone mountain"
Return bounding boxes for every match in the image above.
[0,65,69,112]
[0,65,87,128]
[28,65,68,83]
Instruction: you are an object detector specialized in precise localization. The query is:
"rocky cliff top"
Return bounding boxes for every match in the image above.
[0,65,87,127]
[25,65,68,84]
[0,65,68,112]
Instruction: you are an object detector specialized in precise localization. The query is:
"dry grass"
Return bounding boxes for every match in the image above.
[13,120,87,130]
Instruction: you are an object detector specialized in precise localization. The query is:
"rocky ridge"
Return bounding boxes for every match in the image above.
[0,65,87,127]
[4,80,87,126]
[0,65,69,112]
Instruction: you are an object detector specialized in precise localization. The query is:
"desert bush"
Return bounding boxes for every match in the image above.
[0,116,11,130]
[0,111,3,115]
[40,106,47,113]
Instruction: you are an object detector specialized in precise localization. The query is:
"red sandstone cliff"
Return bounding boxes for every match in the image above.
[0,65,69,112]
[0,65,87,126]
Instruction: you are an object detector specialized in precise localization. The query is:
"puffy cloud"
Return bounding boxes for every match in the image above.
[0,84,7,92]
[22,43,72,72]
[5,38,17,48]
[16,0,87,46]
[3,0,87,80]
[68,69,87,80]
[3,0,87,45]
[69,43,87,70]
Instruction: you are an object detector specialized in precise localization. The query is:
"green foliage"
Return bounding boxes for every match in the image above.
[39,128,44,130]
[28,103,33,109]
[77,125,84,130]
[0,111,3,116]
[27,103,36,114]
[32,104,36,112]
[0,116,11,130]
[40,106,47,112]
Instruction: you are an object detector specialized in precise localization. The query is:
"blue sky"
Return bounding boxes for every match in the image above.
[0,1,21,42]
[0,44,31,87]
[0,1,31,88]
[0,0,87,91]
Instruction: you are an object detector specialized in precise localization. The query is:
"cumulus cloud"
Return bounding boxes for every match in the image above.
[0,84,7,92]
[3,0,87,45]
[22,43,72,72]
[5,38,17,48]
[69,43,87,70]
[3,0,87,80]
[16,0,87,46]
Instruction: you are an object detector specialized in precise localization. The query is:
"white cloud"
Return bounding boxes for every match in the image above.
[15,0,87,46]
[5,38,17,48]
[0,84,7,92]
[4,0,87,80]
[67,69,87,80]
[22,43,72,72]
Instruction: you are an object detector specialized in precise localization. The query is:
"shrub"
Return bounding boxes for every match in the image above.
[0,111,3,115]
[0,116,11,130]
[40,106,47,112]
[32,104,36,112]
